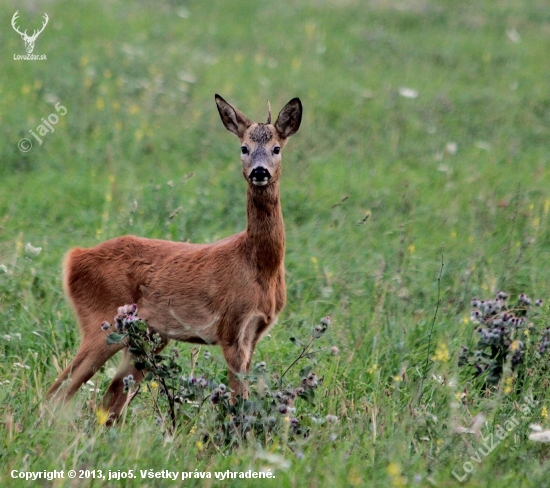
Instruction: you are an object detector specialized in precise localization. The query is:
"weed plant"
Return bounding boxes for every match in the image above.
[103,305,337,453]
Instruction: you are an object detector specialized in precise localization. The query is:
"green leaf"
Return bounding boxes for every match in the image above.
[242,400,259,414]
[299,365,312,378]
[298,387,316,405]
[106,333,126,345]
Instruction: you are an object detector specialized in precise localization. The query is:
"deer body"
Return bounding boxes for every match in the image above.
[47,95,302,424]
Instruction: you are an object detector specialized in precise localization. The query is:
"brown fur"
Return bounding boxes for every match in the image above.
[47,95,302,425]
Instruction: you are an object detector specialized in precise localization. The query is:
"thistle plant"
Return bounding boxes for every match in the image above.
[459,291,547,388]
[102,305,184,431]
[102,307,339,448]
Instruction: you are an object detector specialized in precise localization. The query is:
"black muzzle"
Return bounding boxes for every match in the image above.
[250,167,271,186]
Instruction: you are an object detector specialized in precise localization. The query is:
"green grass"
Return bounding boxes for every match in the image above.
[2,0,550,485]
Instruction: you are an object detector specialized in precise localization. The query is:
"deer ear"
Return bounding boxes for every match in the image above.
[274,98,302,139]
[215,94,251,138]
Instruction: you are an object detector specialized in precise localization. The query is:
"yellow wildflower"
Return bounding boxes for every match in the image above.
[96,406,109,426]
[432,343,450,363]
[367,364,378,374]
[391,476,407,487]
[347,467,362,486]
[504,376,514,395]
[387,463,401,477]
[387,463,407,487]
[542,406,548,419]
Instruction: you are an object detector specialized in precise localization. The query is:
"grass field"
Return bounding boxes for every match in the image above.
[2,0,550,486]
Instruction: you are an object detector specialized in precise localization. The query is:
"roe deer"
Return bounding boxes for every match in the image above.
[47,94,302,425]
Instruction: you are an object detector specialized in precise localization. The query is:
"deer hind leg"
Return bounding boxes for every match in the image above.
[101,337,170,426]
[47,331,124,405]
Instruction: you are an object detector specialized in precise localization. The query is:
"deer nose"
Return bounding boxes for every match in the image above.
[249,167,271,186]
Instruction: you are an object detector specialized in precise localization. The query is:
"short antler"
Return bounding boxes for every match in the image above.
[266,100,272,124]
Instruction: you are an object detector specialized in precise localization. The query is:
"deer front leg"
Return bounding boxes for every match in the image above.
[221,339,254,402]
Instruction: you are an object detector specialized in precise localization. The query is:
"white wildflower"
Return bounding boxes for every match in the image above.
[506,28,521,44]
[528,424,550,442]
[398,87,419,99]
[13,362,30,370]
[529,431,550,442]
[25,243,42,256]
[446,142,458,155]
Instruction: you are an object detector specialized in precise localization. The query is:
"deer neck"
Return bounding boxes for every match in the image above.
[244,181,285,275]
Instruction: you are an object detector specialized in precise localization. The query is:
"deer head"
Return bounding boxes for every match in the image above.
[11,11,49,54]
[215,95,302,187]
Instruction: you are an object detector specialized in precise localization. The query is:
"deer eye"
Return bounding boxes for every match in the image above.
[241,146,248,155]
[273,146,281,155]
